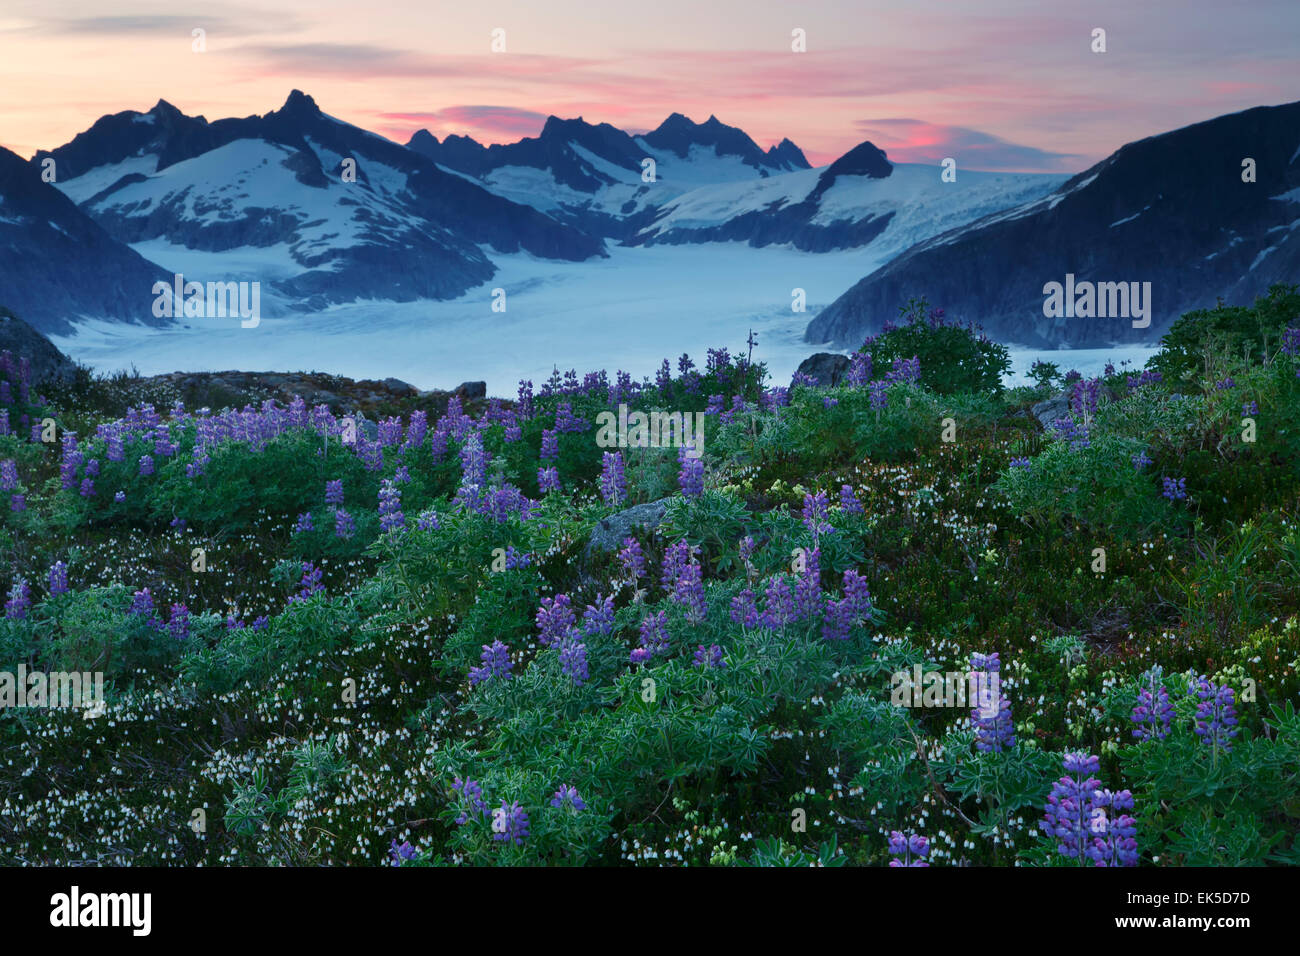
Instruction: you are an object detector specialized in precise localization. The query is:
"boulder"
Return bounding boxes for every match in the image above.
[0,307,78,387]
[794,352,850,387]
[1030,384,1118,428]
[456,381,487,400]
[585,498,672,557]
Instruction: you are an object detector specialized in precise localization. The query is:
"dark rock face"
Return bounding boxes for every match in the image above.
[585,498,671,556]
[641,114,804,173]
[806,101,1300,350]
[455,381,487,400]
[1030,383,1119,428]
[0,307,79,384]
[0,146,172,334]
[795,352,850,387]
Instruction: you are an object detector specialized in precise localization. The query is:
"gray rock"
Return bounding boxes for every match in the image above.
[1030,383,1117,428]
[382,377,418,396]
[585,498,671,557]
[0,307,78,386]
[794,352,850,387]
[456,381,487,400]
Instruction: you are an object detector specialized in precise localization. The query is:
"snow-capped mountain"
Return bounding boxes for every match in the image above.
[36,91,606,314]
[806,100,1300,349]
[0,144,170,334]
[406,112,812,238]
[629,140,1066,253]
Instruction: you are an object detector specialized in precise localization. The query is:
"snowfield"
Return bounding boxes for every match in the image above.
[50,242,1157,395]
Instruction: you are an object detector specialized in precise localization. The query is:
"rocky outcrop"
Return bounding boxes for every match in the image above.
[0,307,79,385]
[585,498,671,557]
[794,352,850,387]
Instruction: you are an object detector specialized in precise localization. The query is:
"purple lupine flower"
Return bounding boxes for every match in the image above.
[887,355,922,385]
[1282,327,1300,357]
[1215,378,1236,391]
[1040,752,1103,862]
[84,458,99,477]
[1051,416,1091,450]
[554,401,588,433]
[10,494,24,512]
[795,547,823,620]
[48,561,69,597]
[762,386,790,410]
[0,459,17,491]
[887,831,930,867]
[869,380,888,411]
[762,575,798,628]
[1193,676,1239,754]
[1131,667,1174,741]
[504,421,522,443]
[802,491,833,542]
[791,371,819,389]
[536,594,576,647]
[693,643,725,669]
[677,445,704,499]
[167,603,190,641]
[1131,451,1153,470]
[78,477,95,498]
[1242,401,1258,416]
[847,352,872,387]
[389,839,417,866]
[1104,361,1116,377]
[114,490,125,503]
[452,777,488,824]
[970,652,1015,753]
[378,479,405,531]
[334,508,355,540]
[504,546,531,570]
[1161,477,1187,501]
[731,588,760,629]
[138,455,154,477]
[290,562,324,603]
[599,451,627,506]
[635,611,671,660]
[540,429,559,462]
[4,579,30,619]
[1086,788,1139,867]
[416,507,440,531]
[392,464,412,485]
[492,801,530,846]
[673,562,708,624]
[738,535,755,570]
[705,394,726,417]
[559,636,589,686]
[661,540,696,590]
[537,466,561,494]
[822,396,839,409]
[618,536,645,581]
[581,593,615,638]
[325,480,344,507]
[1070,377,1101,422]
[469,639,513,686]
[550,785,587,810]
[170,517,186,531]
[840,485,863,514]
[294,512,314,533]
[517,380,535,419]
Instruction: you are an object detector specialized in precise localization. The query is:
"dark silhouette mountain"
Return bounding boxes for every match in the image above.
[806,101,1300,349]
[641,113,808,174]
[0,145,171,334]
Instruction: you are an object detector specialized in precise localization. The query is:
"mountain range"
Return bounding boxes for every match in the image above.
[2,92,1297,351]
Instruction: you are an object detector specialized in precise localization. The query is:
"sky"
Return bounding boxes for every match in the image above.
[2,0,1297,171]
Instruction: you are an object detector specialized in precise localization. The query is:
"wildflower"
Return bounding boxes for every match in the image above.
[1242,401,1258,417]
[536,594,576,647]
[762,575,798,628]
[1131,451,1153,471]
[389,840,417,866]
[1040,752,1103,862]
[636,611,671,659]
[673,562,708,624]
[0,460,16,491]
[452,777,488,824]
[795,547,823,619]
[48,561,69,597]
[1215,377,1236,391]
[847,352,872,387]
[9,494,23,512]
[618,536,645,580]
[839,485,863,514]
[1086,789,1139,867]
[869,381,888,411]
[540,429,559,461]
[492,801,530,846]
[887,831,930,867]
[551,785,587,810]
[1161,477,1187,501]
[504,546,531,570]
[167,603,190,641]
[128,588,159,626]
[731,589,760,629]
[334,508,356,540]
[469,640,513,686]
[138,455,154,477]
[802,491,833,542]
[886,355,921,385]
[378,479,405,531]
[678,446,704,499]
[970,652,1014,753]
[581,594,615,638]
[559,637,589,686]
[114,490,125,503]
[4,579,30,619]
[1131,667,1173,741]
[416,508,439,531]
[294,512,314,533]
[538,466,561,494]
[79,477,95,498]
[599,451,627,506]
[1193,676,1239,753]
[290,562,324,603]
[693,644,725,669]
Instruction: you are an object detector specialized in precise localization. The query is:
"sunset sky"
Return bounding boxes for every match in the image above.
[2,0,1297,171]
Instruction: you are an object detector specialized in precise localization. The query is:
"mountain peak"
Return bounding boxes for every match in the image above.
[280,90,321,117]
